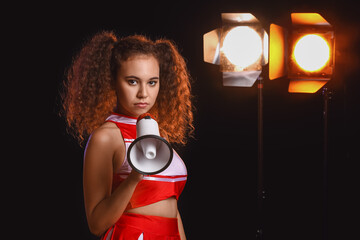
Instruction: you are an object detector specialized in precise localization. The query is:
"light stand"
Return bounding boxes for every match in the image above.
[269,12,335,240]
[256,76,265,240]
[203,13,268,239]
[322,87,332,240]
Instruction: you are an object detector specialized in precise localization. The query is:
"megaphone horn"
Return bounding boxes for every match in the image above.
[127,113,173,175]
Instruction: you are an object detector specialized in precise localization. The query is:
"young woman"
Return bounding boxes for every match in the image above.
[61,31,194,239]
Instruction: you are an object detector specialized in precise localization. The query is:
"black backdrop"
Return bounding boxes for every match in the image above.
[10,0,359,239]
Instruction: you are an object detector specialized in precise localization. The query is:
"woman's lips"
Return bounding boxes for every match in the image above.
[135,103,149,108]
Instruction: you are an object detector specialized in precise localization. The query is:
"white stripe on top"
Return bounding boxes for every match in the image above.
[106,114,137,125]
[143,176,187,182]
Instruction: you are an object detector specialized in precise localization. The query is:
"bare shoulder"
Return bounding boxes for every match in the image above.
[85,122,124,154]
[83,122,125,177]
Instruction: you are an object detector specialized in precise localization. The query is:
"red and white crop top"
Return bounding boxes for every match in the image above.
[106,113,187,209]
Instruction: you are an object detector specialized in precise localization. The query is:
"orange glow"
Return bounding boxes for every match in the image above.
[222,26,263,68]
[269,24,286,80]
[288,80,327,93]
[291,13,329,26]
[293,34,330,72]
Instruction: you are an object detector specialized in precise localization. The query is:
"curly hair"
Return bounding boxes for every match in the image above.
[61,31,194,146]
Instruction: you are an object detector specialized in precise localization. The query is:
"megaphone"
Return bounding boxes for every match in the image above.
[127,113,173,175]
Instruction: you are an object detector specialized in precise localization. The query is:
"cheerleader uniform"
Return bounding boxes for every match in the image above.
[101,113,187,240]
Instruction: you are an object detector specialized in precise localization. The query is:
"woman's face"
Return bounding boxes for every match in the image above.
[115,54,160,118]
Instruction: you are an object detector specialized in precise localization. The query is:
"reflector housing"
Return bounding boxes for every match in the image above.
[269,13,335,93]
[203,13,268,87]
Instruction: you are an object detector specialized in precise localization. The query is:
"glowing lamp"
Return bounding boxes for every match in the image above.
[222,26,263,68]
[204,13,268,87]
[293,34,330,72]
[269,13,335,93]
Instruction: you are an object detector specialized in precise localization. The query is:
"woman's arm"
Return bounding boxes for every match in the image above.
[83,127,143,236]
[177,209,187,240]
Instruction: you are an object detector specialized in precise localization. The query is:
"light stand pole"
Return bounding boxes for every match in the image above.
[256,76,265,240]
[322,87,332,240]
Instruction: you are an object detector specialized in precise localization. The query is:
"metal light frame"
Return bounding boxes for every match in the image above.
[204,13,268,87]
[269,13,335,93]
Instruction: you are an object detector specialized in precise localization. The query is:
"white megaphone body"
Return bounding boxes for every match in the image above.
[127,113,173,175]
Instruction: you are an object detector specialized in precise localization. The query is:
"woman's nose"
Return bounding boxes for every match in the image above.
[137,84,148,99]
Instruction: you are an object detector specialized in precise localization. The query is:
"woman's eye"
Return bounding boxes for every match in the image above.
[128,80,137,85]
[148,81,158,86]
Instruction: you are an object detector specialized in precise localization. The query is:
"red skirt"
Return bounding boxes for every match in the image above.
[101,213,180,240]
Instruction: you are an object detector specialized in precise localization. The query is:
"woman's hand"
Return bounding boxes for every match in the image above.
[127,169,144,183]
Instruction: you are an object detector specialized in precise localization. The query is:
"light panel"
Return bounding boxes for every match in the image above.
[291,13,330,26]
[288,80,327,93]
[269,24,286,80]
[203,29,221,65]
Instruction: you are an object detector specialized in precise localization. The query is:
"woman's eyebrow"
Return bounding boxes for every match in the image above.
[125,75,140,79]
[125,76,159,80]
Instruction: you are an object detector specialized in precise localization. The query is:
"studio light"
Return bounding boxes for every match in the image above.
[204,13,269,239]
[269,13,336,240]
[269,13,335,93]
[204,13,268,87]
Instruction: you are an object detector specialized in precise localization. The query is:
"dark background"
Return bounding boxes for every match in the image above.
[9,0,359,239]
